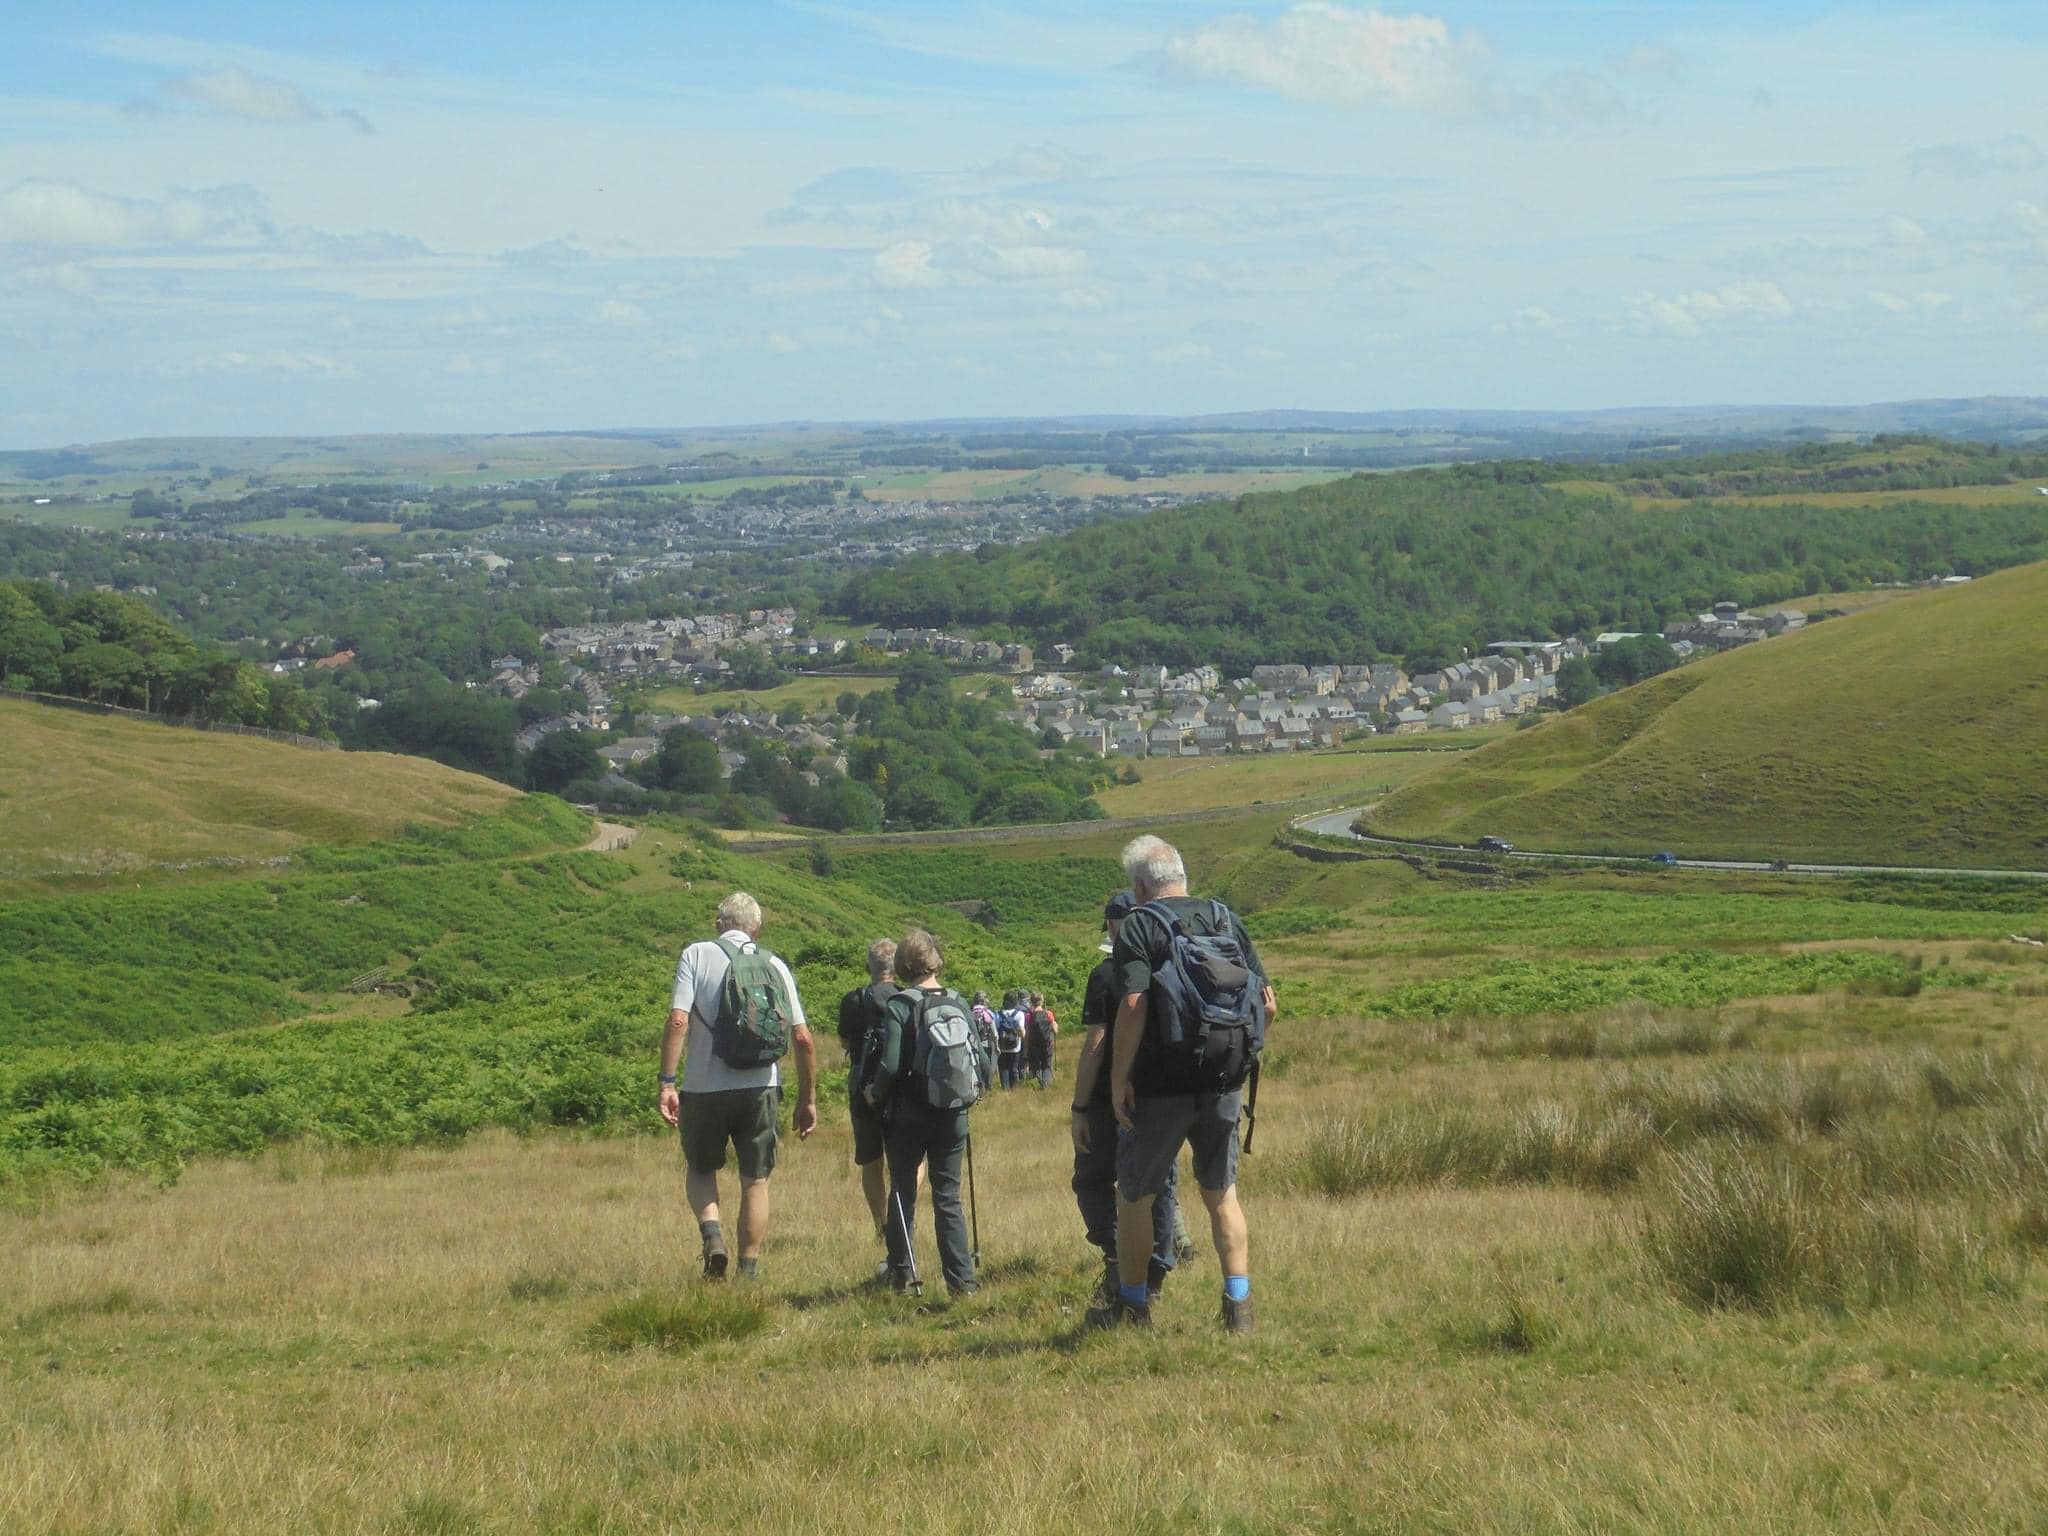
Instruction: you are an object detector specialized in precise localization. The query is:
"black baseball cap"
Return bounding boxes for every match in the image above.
[1103,890,1137,922]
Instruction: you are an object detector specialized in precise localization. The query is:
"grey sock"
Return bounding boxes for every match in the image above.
[699,1219,724,1247]
[736,1256,759,1279]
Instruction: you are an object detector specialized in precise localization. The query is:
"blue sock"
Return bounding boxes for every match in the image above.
[1223,1274,1251,1302]
[1119,1281,1150,1309]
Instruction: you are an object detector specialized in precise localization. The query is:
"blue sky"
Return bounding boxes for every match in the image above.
[3,2,2045,443]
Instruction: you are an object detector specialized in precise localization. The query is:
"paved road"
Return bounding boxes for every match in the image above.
[1292,806,2048,882]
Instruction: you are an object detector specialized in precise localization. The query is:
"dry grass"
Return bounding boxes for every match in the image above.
[1094,739,1478,817]
[9,1003,2048,1534]
[0,698,515,888]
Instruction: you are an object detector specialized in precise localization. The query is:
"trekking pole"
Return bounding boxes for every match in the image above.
[1241,1059,1261,1155]
[965,1131,982,1268]
[890,1186,922,1297]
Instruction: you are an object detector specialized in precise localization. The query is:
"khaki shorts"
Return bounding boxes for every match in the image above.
[679,1087,779,1180]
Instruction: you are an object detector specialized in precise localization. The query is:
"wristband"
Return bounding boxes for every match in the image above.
[658,1073,677,1085]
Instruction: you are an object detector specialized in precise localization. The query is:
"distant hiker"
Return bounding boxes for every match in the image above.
[1092,836,1273,1333]
[970,990,1002,1093]
[658,891,817,1282]
[1071,889,1183,1306]
[995,990,1028,1090]
[838,939,900,1242]
[1024,990,1058,1089]
[863,928,995,1297]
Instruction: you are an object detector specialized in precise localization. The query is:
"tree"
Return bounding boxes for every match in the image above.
[1557,656,1599,709]
[60,641,148,705]
[526,729,603,793]
[0,584,62,688]
[651,727,722,793]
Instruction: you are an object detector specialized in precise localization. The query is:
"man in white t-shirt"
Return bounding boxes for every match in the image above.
[657,891,817,1280]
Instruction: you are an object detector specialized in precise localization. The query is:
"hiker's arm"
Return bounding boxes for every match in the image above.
[790,1020,817,1139]
[658,945,695,1126]
[1109,993,1146,1130]
[1261,983,1277,1023]
[1070,1024,1108,1151]
[658,1008,687,1127]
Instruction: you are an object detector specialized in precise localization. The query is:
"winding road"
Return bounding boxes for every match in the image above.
[1292,806,2048,882]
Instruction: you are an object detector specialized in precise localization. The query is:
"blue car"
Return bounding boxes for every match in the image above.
[1650,851,1679,866]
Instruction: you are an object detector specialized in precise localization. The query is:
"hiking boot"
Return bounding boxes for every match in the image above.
[734,1256,759,1282]
[701,1237,729,1282]
[888,1265,919,1295]
[1222,1295,1254,1336]
[1146,1259,1169,1303]
[1085,1296,1152,1329]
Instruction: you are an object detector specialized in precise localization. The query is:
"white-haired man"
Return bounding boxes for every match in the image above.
[658,891,817,1280]
[1098,835,1274,1333]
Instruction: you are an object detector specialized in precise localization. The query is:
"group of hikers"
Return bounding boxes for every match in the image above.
[656,834,1275,1333]
[981,987,1060,1091]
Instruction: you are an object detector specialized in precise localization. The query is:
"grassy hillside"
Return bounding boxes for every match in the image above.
[1370,561,2048,868]
[0,697,517,888]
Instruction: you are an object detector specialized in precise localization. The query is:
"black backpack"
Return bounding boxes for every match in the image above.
[1138,898,1266,1091]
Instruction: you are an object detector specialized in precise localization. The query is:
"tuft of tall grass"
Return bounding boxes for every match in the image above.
[585,1289,768,1353]
[1288,1102,1657,1195]
[1637,1145,1995,1312]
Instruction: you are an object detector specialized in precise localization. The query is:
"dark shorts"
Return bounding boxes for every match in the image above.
[848,1087,885,1165]
[679,1087,779,1181]
[1116,1090,1241,1201]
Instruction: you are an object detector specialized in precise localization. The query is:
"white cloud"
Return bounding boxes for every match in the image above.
[1908,135,2046,180]
[1868,290,1953,313]
[154,64,373,131]
[444,353,503,376]
[1626,281,1793,336]
[1160,4,1471,113]
[1058,285,1109,311]
[169,350,355,378]
[1151,342,1211,364]
[2029,307,2048,333]
[0,179,269,249]
[14,261,95,298]
[1886,216,1927,246]
[964,243,1087,282]
[982,143,1101,182]
[874,239,938,288]
[1493,306,1560,335]
[767,332,801,354]
[593,298,651,327]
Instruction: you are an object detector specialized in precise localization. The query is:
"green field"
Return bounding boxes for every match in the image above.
[0,697,517,889]
[6,785,2048,1531]
[1369,562,2048,869]
[1093,733,1505,816]
[641,671,1001,717]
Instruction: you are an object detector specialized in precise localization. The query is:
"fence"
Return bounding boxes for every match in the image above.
[0,688,338,751]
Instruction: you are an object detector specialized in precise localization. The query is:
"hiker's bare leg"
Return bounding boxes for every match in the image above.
[1116,1193,1157,1291]
[1200,1184,1248,1276]
[738,1177,770,1259]
[685,1169,721,1228]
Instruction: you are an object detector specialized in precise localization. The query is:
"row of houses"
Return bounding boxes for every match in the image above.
[860,627,1038,670]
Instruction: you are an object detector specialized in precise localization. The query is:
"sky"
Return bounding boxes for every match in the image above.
[2,1,2046,444]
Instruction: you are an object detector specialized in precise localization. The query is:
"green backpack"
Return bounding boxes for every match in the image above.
[711,938,795,1068]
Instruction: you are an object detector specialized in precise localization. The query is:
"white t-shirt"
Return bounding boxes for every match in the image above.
[670,929,808,1093]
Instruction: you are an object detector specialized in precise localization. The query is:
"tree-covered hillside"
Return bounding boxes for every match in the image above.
[841,451,2048,671]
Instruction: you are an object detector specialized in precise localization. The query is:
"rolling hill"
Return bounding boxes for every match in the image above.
[1367,562,2048,869]
[0,697,518,887]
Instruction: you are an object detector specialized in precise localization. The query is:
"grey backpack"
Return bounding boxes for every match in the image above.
[908,990,983,1111]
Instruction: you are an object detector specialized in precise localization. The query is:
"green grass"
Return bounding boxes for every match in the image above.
[0,697,519,891]
[1370,560,2048,869]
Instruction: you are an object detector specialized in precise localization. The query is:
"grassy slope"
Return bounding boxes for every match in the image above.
[1370,561,2048,868]
[0,697,516,887]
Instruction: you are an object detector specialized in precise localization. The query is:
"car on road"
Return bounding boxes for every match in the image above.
[1649,851,1679,866]
[1477,835,1515,853]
